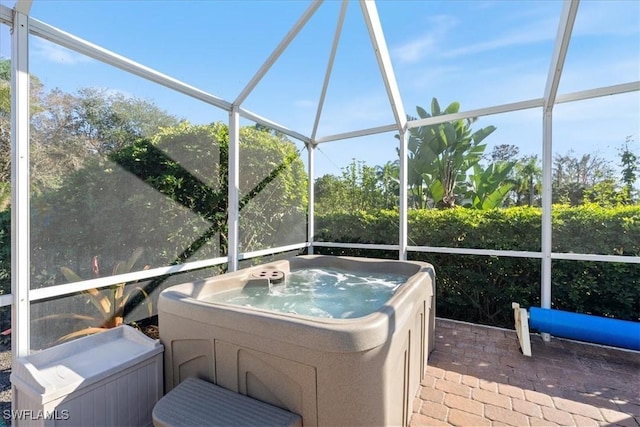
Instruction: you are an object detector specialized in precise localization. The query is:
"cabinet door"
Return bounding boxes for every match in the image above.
[215,340,318,426]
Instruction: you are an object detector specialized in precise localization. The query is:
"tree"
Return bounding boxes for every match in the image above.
[404,98,497,209]
[29,122,308,284]
[71,87,181,155]
[314,159,388,213]
[618,136,638,204]
[375,160,399,209]
[553,150,615,205]
[0,59,13,208]
[487,144,519,163]
[513,155,542,207]
[314,174,349,214]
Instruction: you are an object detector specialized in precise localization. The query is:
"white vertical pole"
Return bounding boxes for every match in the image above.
[540,0,579,342]
[307,143,315,255]
[11,11,31,358]
[399,131,408,261]
[227,106,240,272]
[541,110,553,342]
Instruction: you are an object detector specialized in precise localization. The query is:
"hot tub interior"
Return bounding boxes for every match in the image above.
[159,255,435,426]
[204,266,410,319]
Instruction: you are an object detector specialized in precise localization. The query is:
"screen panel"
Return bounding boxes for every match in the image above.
[28,36,228,289]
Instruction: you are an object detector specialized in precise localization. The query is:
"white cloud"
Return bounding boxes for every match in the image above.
[391,9,557,64]
[443,17,557,59]
[394,35,438,64]
[392,15,457,64]
[32,38,93,65]
[316,93,395,137]
[294,99,316,108]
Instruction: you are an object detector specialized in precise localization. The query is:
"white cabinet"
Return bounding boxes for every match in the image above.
[11,325,163,427]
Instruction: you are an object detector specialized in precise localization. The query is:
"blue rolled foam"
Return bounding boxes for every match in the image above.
[529,307,640,351]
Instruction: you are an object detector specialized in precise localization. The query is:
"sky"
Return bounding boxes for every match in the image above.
[0,0,638,178]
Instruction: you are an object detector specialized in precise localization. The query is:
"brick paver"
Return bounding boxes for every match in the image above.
[447,408,491,427]
[512,397,542,418]
[443,393,483,416]
[484,404,529,426]
[410,318,640,427]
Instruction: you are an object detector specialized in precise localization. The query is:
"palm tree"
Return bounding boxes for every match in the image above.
[514,155,542,206]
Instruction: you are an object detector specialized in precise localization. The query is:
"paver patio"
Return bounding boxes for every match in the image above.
[411,318,640,427]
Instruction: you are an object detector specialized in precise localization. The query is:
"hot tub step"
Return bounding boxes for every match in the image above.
[152,377,302,427]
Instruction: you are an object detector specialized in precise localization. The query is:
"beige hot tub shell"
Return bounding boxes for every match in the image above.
[158,255,435,426]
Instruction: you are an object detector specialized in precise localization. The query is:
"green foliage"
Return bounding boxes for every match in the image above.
[465,162,515,209]
[314,159,399,214]
[0,59,9,82]
[316,204,640,327]
[29,121,307,285]
[619,137,638,203]
[33,248,153,343]
[41,247,153,341]
[552,260,638,322]
[552,203,639,255]
[512,155,542,207]
[72,87,181,155]
[0,210,9,297]
[314,209,399,245]
[552,150,615,205]
[405,98,497,209]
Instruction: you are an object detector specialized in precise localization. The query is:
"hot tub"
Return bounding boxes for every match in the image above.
[158,255,435,426]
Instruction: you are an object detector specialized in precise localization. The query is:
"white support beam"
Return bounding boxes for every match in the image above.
[28,18,232,111]
[540,0,578,342]
[227,106,241,272]
[359,0,407,131]
[407,246,544,259]
[551,253,640,264]
[313,242,400,251]
[238,107,311,143]
[409,98,543,129]
[556,81,640,104]
[307,144,315,255]
[311,0,348,140]
[238,242,310,261]
[29,257,229,302]
[398,130,408,260]
[0,4,12,25]
[540,109,553,341]
[315,81,638,145]
[544,0,579,111]
[314,123,397,144]
[14,0,33,15]
[234,1,323,106]
[11,10,30,358]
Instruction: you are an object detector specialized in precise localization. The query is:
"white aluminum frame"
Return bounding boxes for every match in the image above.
[2,0,638,358]
[11,9,30,358]
[234,1,323,107]
[227,106,241,272]
[540,1,579,339]
[311,0,348,141]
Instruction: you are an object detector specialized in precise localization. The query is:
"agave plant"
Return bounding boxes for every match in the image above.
[37,247,152,342]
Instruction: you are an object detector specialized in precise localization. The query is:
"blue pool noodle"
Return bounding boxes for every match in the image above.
[529,307,640,351]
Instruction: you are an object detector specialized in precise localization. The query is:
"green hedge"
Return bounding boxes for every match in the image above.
[0,210,8,295]
[315,204,640,328]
